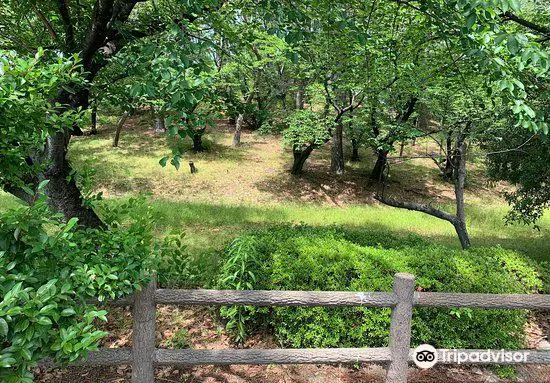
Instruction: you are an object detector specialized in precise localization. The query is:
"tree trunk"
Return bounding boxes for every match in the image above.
[295,90,304,110]
[351,139,359,162]
[233,114,244,147]
[373,129,471,250]
[370,149,389,181]
[154,116,166,133]
[399,141,405,157]
[113,111,130,147]
[452,133,470,249]
[443,131,453,180]
[291,145,314,175]
[192,133,204,152]
[330,123,345,174]
[153,109,166,133]
[42,131,103,228]
[90,104,98,135]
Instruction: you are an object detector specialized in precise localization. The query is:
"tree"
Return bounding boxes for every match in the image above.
[0,50,156,383]
[283,110,330,174]
[0,0,224,225]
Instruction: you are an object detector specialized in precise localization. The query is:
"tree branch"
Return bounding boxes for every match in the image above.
[57,0,75,50]
[501,11,550,35]
[373,193,457,223]
[34,8,58,41]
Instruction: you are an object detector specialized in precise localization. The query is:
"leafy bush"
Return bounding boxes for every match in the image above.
[218,226,543,349]
[0,196,153,382]
[282,110,330,151]
[0,49,85,191]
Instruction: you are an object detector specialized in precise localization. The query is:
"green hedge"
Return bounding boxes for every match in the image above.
[217,226,544,349]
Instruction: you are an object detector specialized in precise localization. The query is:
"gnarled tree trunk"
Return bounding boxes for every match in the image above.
[451,132,470,249]
[113,111,130,147]
[153,108,166,134]
[330,123,345,174]
[42,131,103,228]
[351,139,359,162]
[295,90,304,110]
[192,133,204,152]
[233,114,244,147]
[291,144,314,175]
[90,104,98,135]
[370,149,389,181]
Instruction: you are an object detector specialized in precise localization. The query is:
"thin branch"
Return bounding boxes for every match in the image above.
[501,11,550,35]
[373,193,457,223]
[485,134,536,156]
[0,33,34,52]
[57,0,75,49]
[34,8,58,41]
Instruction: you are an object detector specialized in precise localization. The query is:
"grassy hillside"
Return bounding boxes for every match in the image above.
[1,116,548,273]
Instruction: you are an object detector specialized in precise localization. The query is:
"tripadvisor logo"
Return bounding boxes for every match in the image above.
[413,344,438,369]
[413,344,531,369]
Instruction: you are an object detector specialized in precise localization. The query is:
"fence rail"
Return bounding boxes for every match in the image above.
[76,273,550,383]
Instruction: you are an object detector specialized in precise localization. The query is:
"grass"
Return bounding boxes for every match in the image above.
[1,115,549,287]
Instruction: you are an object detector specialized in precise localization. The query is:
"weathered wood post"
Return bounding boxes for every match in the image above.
[386,273,415,383]
[132,277,157,383]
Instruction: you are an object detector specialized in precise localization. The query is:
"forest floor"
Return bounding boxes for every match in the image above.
[70,117,550,263]
[1,116,549,382]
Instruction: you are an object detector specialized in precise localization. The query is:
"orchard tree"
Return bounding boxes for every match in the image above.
[0,0,225,226]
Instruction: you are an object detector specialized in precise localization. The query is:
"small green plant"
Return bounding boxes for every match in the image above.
[165,329,190,349]
[156,232,196,288]
[218,236,269,343]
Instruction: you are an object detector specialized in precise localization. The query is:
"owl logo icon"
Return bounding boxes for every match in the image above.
[413,344,438,369]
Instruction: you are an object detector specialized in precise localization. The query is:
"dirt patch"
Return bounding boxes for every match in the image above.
[71,117,509,207]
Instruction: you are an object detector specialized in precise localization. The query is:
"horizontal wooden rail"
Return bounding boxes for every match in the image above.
[155,347,391,365]
[77,348,550,366]
[155,289,398,307]
[73,273,550,383]
[415,292,550,309]
[109,289,550,311]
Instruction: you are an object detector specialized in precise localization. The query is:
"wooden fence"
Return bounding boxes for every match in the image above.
[76,273,550,383]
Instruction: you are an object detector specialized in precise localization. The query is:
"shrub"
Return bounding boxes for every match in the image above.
[218,226,543,349]
[0,196,153,382]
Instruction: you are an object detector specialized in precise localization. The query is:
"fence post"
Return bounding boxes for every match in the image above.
[386,273,415,383]
[132,277,157,383]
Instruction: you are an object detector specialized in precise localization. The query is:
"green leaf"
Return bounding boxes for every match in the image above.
[65,217,78,231]
[168,126,179,136]
[37,317,52,326]
[509,0,521,13]
[37,179,50,190]
[494,33,507,45]
[466,13,477,29]
[0,318,8,338]
[39,304,57,315]
[507,35,519,55]
[159,156,169,167]
[21,186,34,197]
[61,308,76,317]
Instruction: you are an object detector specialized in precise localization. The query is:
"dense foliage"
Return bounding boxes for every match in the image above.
[0,194,154,382]
[218,226,545,349]
[0,50,84,192]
